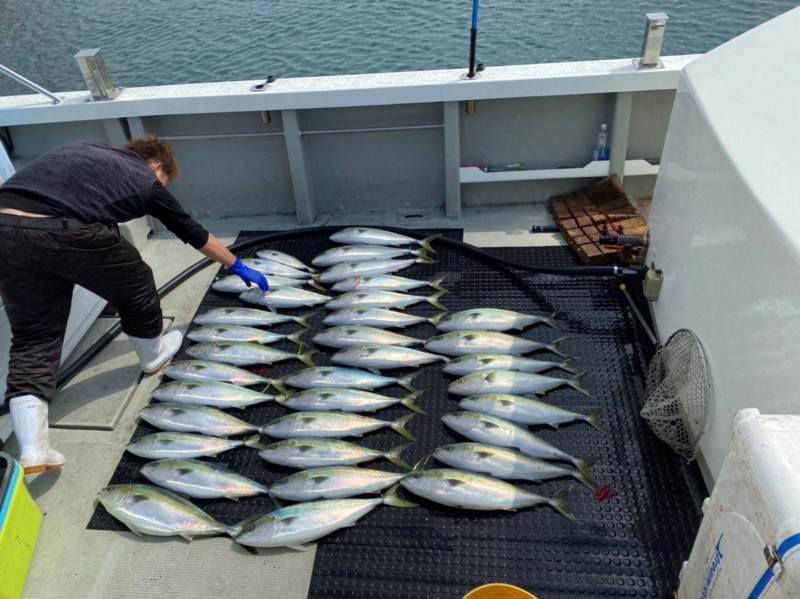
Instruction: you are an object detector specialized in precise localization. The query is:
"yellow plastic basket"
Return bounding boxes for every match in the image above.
[0,452,42,599]
[463,582,538,599]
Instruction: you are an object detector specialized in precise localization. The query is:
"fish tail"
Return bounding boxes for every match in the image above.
[308,278,326,291]
[543,312,559,329]
[401,390,427,415]
[429,276,448,293]
[575,457,600,488]
[288,330,306,346]
[570,371,591,396]
[274,395,287,407]
[244,434,267,450]
[391,413,417,441]
[299,349,318,367]
[382,483,418,508]
[397,371,420,393]
[548,336,572,359]
[384,442,414,469]
[419,233,443,253]
[427,311,448,327]
[294,312,315,329]
[586,407,609,434]
[416,256,437,265]
[267,379,287,396]
[548,486,580,524]
[427,291,447,311]
[561,357,580,374]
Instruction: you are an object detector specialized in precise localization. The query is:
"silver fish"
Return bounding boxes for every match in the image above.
[317,258,432,284]
[441,411,596,483]
[141,458,270,500]
[240,287,331,310]
[312,325,424,349]
[447,369,590,397]
[330,227,441,252]
[443,354,578,377]
[458,394,607,434]
[231,485,414,550]
[255,249,315,273]
[258,438,413,469]
[260,411,415,441]
[433,442,597,490]
[331,274,447,294]
[331,344,447,373]
[283,367,419,392]
[186,341,318,368]
[138,402,259,436]
[187,324,305,345]
[152,380,281,409]
[325,290,446,311]
[277,388,425,415]
[97,483,232,540]
[194,307,311,328]
[424,331,570,358]
[268,466,406,501]
[399,468,577,521]
[312,244,429,267]
[323,307,445,329]
[212,273,323,294]
[436,308,558,332]
[163,360,273,386]
[126,432,260,459]
[241,257,312,279]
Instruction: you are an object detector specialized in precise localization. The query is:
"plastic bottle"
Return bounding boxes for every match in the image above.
[592,123,609,161]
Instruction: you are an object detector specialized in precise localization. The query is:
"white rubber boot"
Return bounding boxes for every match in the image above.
[130,330,183,374]
[9,394,66,474]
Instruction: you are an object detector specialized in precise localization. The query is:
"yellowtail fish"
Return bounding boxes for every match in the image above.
[330,227,441,253]
[424,331,570,358]
[239,287,331,310]
[331,274,447,294]
[194,307,311,328]
[312,325,424,349]
[443,354,578,377]
[277,388,425,415]
[323,307,445,329]
[257,438,413,469]
[187,325,305,345]
[186,341,317,367]
[433,442,598,490]
[283,366,419,392]
[436,308,558,332]
[399,468,578,522]
[447,369,590,397]
[126,432,261,459]
[97,484,232,540]
[325,290,446,311]
[331,344,447,373]
[268,466,406,501]
[317,258,433,284]
[260,411,416,441]
[458,394,607,434]
[255,248,316,273]
[138,402,259,436]
[140,458,269,500]
[312,244,429,267]
[241,257,313,279]
[231,485,415,550]
[212,273,320,294]
[163,360,274,386]
[152,380,282,408]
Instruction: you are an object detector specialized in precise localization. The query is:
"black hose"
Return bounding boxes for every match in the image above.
[54,224,646,389]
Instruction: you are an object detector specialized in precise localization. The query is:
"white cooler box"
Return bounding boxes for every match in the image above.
[679,408,800,598]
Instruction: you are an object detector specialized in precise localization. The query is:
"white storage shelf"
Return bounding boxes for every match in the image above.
[459,159,659,183]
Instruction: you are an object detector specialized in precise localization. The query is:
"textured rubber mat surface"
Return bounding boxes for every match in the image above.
[88,228,706,599]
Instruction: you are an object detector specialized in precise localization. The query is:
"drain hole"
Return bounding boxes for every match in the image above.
[403,213,424,219]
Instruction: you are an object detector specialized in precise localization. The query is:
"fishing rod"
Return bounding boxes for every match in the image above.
[466,0,481,78]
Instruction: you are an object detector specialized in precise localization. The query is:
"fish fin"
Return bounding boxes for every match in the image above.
[427,292,447,311]
[295,312,315,329]
[367,367,382,375]
[385,442,414,470]
[575,457,600,488]
[561,357,580,375]
[274,396,287,407]
[400,390,427,415]
[570,371,592,396]
[382,483,417,508]
[412,454,432,471]
[586,407,609,434]
[549,486,580,524]
[270,379,288,396]
[416,256,437,265]
[299,349,319,367]
[427,311,448,327]
[543,312,559,330]
[288,330,306,346]
[397,371,420,393]
[308,278,326,291]
[392,413,416,441]
[286,544,310,552]
[429,276,447,293]
[548,336,572,359]
[419,233,443,253]
[244,434,267,450]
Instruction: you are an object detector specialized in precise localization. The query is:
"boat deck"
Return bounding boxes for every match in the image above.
[5,204,705,599]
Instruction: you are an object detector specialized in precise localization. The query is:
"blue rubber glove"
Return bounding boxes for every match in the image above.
[227,258,269,291]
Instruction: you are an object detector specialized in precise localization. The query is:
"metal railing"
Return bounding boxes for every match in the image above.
[0,64,62,104]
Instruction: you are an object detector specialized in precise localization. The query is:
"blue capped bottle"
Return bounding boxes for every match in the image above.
[592,123,609,161]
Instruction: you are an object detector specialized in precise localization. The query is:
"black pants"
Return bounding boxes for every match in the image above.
[0,216,163,404]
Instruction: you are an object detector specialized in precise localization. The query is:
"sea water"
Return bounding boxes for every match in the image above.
[0,0,796,97]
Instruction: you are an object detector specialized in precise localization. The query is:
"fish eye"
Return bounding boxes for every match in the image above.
[245,525,255,533]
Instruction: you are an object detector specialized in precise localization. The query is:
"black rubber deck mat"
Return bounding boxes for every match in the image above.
[88,228,706,599]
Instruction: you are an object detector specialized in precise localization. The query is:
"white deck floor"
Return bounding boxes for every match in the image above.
[9,204,565,599]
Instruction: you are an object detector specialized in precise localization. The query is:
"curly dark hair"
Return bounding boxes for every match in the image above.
[124,134,181,179]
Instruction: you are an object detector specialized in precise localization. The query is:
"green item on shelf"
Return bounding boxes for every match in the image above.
[485,163,526,172]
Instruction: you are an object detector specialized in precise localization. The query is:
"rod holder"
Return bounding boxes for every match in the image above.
[74,49,120,101]
[634,12,669,70]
